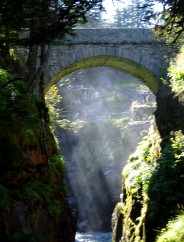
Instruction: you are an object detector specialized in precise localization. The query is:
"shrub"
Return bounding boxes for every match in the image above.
[0,68,42,146]
[146,131,184,240]
[156,213,184,242]
[168,46,184,103]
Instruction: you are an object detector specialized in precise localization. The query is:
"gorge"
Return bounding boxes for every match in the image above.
[46,66,156,240]
[1,37,184,242]
[1,0,184,241]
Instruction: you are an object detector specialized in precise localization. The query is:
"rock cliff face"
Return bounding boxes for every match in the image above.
[0,102,76,242]
[112,80,184,242]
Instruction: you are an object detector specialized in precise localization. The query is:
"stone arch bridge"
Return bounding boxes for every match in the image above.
[44,28,169,94]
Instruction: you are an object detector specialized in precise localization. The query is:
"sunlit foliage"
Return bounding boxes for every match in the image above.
[168,46,184,102]
[142,0,184,45]
[146,130,184,240]
[156,213,184,242]
[45,85,62,124]
[121,125,161,241]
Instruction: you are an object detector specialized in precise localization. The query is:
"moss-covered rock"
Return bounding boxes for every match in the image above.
[146,131,184,241]
[113,128,184,242]
[112,125,161,242]
[113,45,184,242]
[0,68,76,241]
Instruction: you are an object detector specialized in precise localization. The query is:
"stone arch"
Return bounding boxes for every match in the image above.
[44,55,158,95]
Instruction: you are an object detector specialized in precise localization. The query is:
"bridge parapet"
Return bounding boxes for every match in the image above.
[59,28,163,45]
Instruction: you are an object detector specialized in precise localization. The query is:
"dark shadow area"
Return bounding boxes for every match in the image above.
[115,213,123,242]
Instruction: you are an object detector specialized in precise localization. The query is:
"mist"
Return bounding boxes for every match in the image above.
[53,67,156,232]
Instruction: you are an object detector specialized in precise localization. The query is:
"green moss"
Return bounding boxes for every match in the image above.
[15,179,62,218]
[44,55,158,95]
[49,153,65,181]
[112,202,124,242]
[120,125,161,242]
[146,131,184,240]
[48,200,61,217]
[121,129,184,241]
[12,152,65,218]
[0,68,42,147]
[0,56,67,240]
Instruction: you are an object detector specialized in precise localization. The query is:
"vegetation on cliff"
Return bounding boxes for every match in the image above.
[146,130,184,241]
[156,213,184,242]
[113,45,184,242]
[112,124,161,242]
[1,1,184,241]
[0,1,105,241]
[168,46,184,103]
[0,65,76,241]
[112,1,184,240]
[0,68,41,146]
[142,0,184,45]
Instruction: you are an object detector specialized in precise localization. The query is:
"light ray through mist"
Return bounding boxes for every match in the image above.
[54,67,156,232]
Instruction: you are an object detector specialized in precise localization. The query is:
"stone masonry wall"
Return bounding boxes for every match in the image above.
[45,28,171,91]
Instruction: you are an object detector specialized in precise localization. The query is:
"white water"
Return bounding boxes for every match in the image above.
[75,232,112,242]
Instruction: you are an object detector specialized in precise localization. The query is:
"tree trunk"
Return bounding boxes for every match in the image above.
[27,45,52,93]
[26,44,39,84]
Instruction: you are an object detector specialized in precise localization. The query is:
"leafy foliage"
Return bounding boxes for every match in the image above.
[82,0,150,28]
[45,85,62,126]
[113,0,149,28]
[14,153,65,218]
[49,153,65,183]
[168,46,184,102]
[121,125,161,242]
[0,0,104,94]
[0,68,41,146]
[156,213,184,242]
[146,131,184,240]
[141,0,184,45]
[0,0,103,45]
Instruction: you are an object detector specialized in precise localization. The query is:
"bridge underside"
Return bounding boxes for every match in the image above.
[44,55,158,95]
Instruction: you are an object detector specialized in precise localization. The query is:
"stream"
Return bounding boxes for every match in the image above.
[75,232,112,242]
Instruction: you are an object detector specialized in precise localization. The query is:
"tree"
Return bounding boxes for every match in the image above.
[0,0,103,93]
[113,0,148,27]
[141,0,184,45]
[83,5,104,28]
